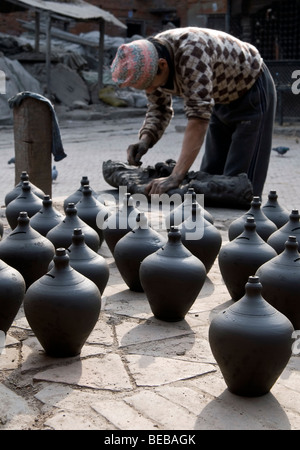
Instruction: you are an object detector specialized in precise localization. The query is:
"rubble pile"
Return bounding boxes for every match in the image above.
[0,30,148,124]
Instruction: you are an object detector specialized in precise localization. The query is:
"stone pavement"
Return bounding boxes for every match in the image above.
[0,110,300,432]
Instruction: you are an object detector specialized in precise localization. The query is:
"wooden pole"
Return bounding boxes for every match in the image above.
[98,19,105,90]
[46,12,52,96]
[13,97,52,196]
[35,12,40,52]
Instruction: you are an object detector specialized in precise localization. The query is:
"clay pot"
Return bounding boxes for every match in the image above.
[228,196,277,241]
[46,203,100,252]
[140,227,206,321]
[103,193,140,255]
[218,217,277,301]
[209,275,294,397]
[180,202,222,273]
[0,212,55,289]
[0,219,3,239]
[48,228,109,295]
[267,209,300,254]
[30,195,64,236]
[165,187,214,229]
[24,248,101,357]
[262,190,290,228]
[63,176,98,212]
[0,259,25,334]
[114,212,166,292]
[4,171,45,206]
[76,185,110,247]
[5,181,43,230]
[256,235,300,329]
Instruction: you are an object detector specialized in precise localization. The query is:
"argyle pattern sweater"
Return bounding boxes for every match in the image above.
[139,27,263,146]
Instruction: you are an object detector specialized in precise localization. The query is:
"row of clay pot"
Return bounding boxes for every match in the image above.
[211,192,296,397]
[0,175,111,357]
[0,175,297,398]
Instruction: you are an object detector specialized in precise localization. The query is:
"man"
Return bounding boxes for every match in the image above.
[110,27,276,197]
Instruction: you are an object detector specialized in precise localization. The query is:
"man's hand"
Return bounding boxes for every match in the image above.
[145,174,182,195]
[127,139,150,166]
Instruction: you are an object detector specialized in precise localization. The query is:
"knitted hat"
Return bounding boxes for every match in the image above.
[111,39,158,90]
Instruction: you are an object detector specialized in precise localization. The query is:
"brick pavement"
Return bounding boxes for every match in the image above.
[0,111,299,432]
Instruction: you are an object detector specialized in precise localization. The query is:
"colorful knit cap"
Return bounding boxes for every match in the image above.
[111,40,158,90]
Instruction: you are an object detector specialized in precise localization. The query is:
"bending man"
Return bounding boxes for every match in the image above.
[111,27,276,197]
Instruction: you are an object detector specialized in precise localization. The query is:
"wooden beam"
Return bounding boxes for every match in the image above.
[98,19,105,90]
[34,12,40,52]
[45,12,51,96]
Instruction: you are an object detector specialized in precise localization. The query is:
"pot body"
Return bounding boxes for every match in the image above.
[76,186,110,247]
[0,212,55,289]
[30,195,63,236]
[267,209,300,254]
[262,190,289,228]
[180,204,222,273]
[228,196,277,242]
[67,228,109,294]
[209,276,294,396]
[256,236,300,329]
[63,176,98,211]
[46,203,100,252]
[103,194,140,254]
[140,228,206,321]
[114,213,166,292]
[6,182,43,230]
[219,218,277,301]
[5,171,45,206]
[24,248,101,357]
[0,260,25,333]
[165,188,214,229]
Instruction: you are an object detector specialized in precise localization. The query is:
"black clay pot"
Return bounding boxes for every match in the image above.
[24,248,101,357]
[0,259,25,334]
[267,209,300,254]
[262,190,290,228]
[63,176,98,212]
[0,219,3,239]
[180,202,222,273]
[46,203,100,252]
[5,181,43,230]
[218,217,277,301]
[76,185,110,247]
[103,193,140,255]
[48,228,109,295]
[165,187,214,230]
[4,171,45,206]
[256,235,300,329]
[30,195,64,236]
[209,276,294,397]
[228,196,277,242]
[114,212,166,292]
[0,212,55,289]
[140,227,206,321]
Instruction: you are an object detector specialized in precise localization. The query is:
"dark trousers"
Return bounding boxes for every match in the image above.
[200,63,277,197]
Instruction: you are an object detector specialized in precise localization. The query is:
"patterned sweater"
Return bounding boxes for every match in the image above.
[139,27,263,146]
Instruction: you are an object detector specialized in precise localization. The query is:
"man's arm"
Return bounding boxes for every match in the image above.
[145,118,209,195]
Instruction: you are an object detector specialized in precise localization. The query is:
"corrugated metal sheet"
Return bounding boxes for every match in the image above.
[4,0,126,28]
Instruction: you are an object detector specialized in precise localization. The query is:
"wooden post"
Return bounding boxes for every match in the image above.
[46,12,52,96]
[13,97,52,196]
[35,12,40,52]
[98,19,105,90]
